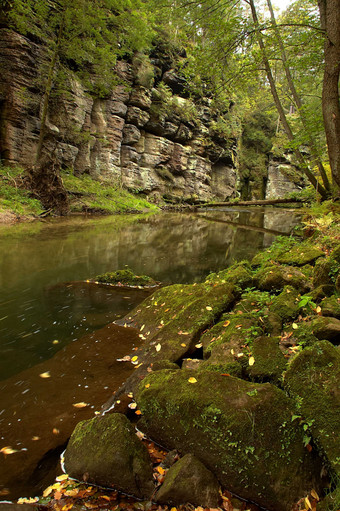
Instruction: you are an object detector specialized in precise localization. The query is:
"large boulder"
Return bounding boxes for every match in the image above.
[154,453,220,507]
[135,369,324,511]
[284,340,340,476]
[64,413,154,498]
[254,264,311,293]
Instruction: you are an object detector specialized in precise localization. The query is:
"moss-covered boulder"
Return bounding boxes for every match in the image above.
[310,316,340,343]
[254,264,311,293]
[247,336,287,384]
[64,413,154,498]
[135,369,323,511]
[284,341,340,476]
[276,244,325,266]
[270,286,300,322]
[313,258,334,288]
[321,296,340,319]
[108,282,236,401]
[205,261,254,290]
[154,453,220,507]
[94,267,157,287]
[283,323,319,349]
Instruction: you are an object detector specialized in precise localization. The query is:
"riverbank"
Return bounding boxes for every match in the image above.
[5,202,338,511]
[0,165,159,223]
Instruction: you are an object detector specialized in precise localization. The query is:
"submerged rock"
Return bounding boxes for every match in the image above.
[64,413,154,498]
[284,340,340,477]
[135,369,324,511]
[154,453,220,507]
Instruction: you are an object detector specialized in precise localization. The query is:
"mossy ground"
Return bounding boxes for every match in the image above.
[62,171,159,214]
[0,165,44,218]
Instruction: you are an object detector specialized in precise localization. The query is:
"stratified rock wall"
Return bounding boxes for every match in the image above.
[0,28,237,202]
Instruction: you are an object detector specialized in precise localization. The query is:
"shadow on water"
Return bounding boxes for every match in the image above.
[0,208,302,499]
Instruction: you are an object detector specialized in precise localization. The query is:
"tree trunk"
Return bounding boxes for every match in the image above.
[266,0,331,192]
[249,0,328,199]
[318,0,340,192]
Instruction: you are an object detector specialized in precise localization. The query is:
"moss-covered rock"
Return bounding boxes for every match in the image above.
[94,267,157,287]
[110,282,236,400]
[276,244,325,266]
[136,369,324,511]
[154,453,220,507]
[283,323,319,349]
[317,486,340,511]
[313,258,334,288]
[321,296,340,319]
[205,261,254,290]
[270,286,300,322]
[201,313,262,355]
[64,413,154,498]
[247,336,287,384]
[254,264,311,293]
[311,284,336,301]
[309,316,340,343]
[284,341,340,476]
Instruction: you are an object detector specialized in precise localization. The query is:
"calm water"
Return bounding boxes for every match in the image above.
[0,208,301,499]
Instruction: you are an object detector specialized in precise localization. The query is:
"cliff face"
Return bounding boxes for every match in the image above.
[0,28,237,202]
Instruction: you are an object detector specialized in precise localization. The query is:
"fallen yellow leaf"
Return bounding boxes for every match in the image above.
[206,306,213,311]
[292,323,298,329]
[56,474,69,482]
[311,489,319,501]
[39,371,51,378]
[155,343,162,352]
[131,356,138,362]
[249,356,255,366]
[145,384,150,389]
[305,496,312,510]
[195,343,203,348]
[17,497,39,504]
[181,343,187,347]
[31,436,40,441]
[72,402,88,408]
[188,377,197,383]
[223,320,230,327]
[53,428,60,435]
[128,402,137,409]
[1,446,18,455]
[157,466,165,475]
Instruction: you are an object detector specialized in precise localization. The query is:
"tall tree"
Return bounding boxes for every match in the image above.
[318,0,340,191]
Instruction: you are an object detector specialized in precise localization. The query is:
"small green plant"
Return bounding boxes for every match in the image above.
[298,295,316,313]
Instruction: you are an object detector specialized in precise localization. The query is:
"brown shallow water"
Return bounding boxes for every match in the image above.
[0,209,302,500]
[0,321,141,499]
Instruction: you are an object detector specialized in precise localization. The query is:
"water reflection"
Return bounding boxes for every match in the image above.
[0,209,300,380]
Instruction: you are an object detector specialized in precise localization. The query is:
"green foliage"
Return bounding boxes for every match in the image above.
[0,165,44,216]
[61,171,159,214]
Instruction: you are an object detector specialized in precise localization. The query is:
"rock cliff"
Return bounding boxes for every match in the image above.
[0,28,238,202]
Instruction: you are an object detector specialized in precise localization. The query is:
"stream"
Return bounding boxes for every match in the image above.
[0,208,301,500]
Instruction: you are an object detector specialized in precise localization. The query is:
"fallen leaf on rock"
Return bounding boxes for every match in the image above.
[292,323,299,329]
[53,428,60,435]
[73,402,89,408]
[117,355,131,362]
[56,474,69,482]
[131,356,138,362]
[52,340,59,344]
[145,384,150,389]
[249,356,255,366]
[195,343,203,348]
[188,377,197,383]
[181,343,187,347]
[39,371,51,378]
[206,306,213,311]
[155,343,162,352]
[32,436,40,441]
[17,497,39,504]
[135,410,142,415]
[54,491,62,500]
[223,320,230,327]
[128,402,137,409]
[157,466,165,475]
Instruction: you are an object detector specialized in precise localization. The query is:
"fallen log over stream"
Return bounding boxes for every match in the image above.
[198,197,307,207]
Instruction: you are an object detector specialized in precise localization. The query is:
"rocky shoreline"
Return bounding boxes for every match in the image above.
[2,214,339,511]
[45,224,340,511]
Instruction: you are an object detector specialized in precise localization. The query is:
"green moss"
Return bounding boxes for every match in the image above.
[94,267,157,287]
[254,264,311,293]
[205,261,253,290]
[247,336,287,384]
[321,296,340,319]
[0,165,44,216]
[284,340,340,476]
[62,171,159,214]
[270,286,300,323]
[135,369,322,511]
[275,244,325,266]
